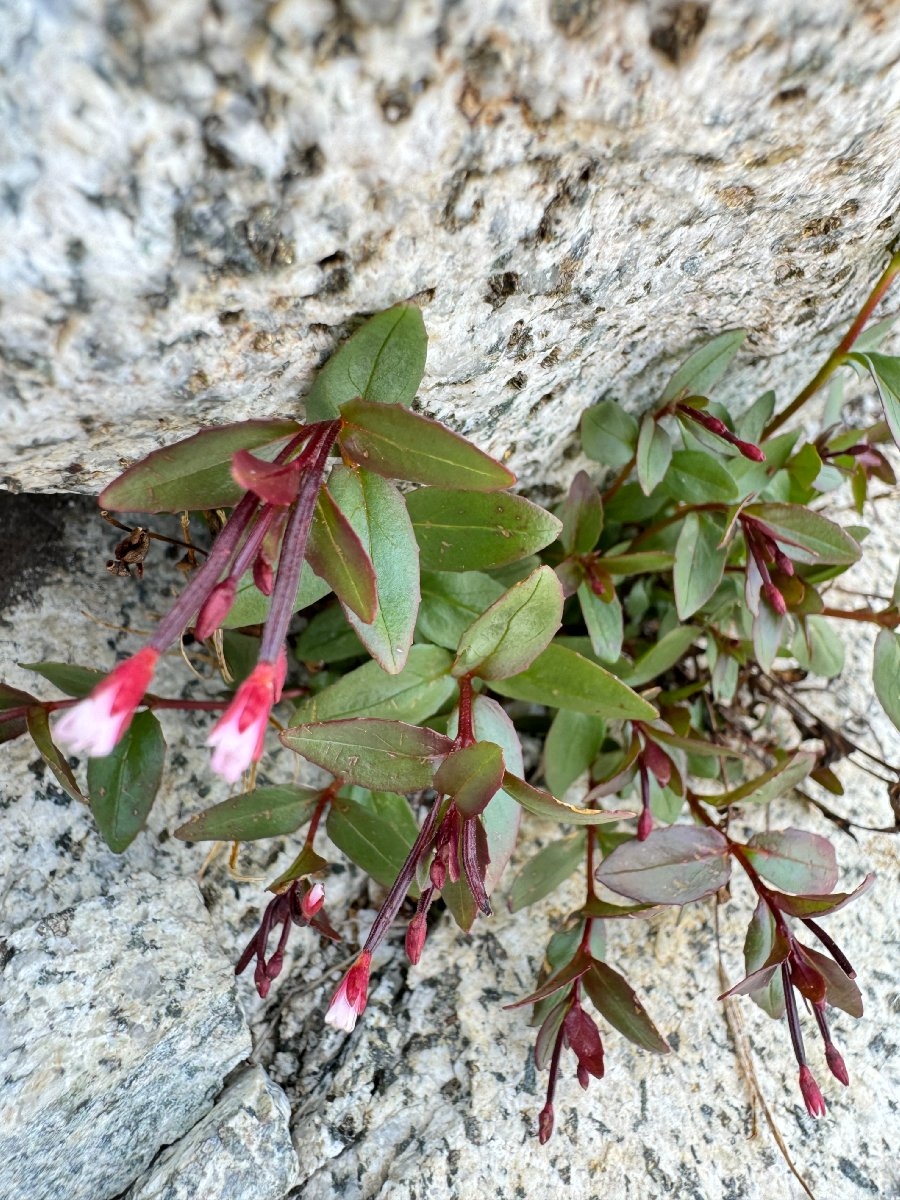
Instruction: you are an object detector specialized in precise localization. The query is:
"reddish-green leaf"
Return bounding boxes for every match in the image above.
[742,899,786,1019]
[174,785,323,842]
[267,843,330,892]
[406,488,562,572]
[744,828,839,895]
[489,644,657,721]
[292,645,455,725]
[28,707,87,804]
[704,752,816,809]
[305,305,427,421]
[580,898,664,919]
[502,772,629,826]
[559,471,603,555]
[19,662,106,699]
[329,466,419,674]
[281,718,453,792]
[453,566,563,680]
[743,502,861,565]
[795,943,863,1017]
[99,419,300,512]
[87,710,166,852]
[508,832,586,913]
[534,998,570,1069]
[306,487,377,623]
[434,741,505,817]
[0,682,40,710]
[339,398,514,491]
[505,948,593,1008]
[582,961,669,1053]
[326,788,420,890]
[596,825,731,905]
[772,873,875,918]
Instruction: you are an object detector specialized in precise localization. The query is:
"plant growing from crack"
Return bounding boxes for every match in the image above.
[4,250,900,1154]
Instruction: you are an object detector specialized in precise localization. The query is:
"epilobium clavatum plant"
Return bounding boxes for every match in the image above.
[5,252,900,1148]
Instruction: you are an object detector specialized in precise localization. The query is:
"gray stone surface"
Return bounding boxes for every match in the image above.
[3,1,900,496]
[125,1065,299,1200]
[0,873,251,1200]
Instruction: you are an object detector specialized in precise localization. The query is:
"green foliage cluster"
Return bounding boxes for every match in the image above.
[4,256,900,1144]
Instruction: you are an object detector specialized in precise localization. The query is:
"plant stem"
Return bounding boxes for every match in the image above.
[819,606,900,628]
[763,248,900,438]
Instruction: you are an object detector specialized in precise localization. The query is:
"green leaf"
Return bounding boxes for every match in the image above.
[578,585,624,663]
[595,825,731,904]
[743,503,861,565]
[489,644,657,720]
[326,789,420,889]
[736,390,775,444]
[19,662,106,699]
[559,471,603,555]
[503,772,628,826]
[99,419,300,513]
[636,415,673,496]
[338,398,514,491]
[87,710,166,852]
[293,645,455,725]
[306,487,377,623]
[543,710,606,798]
[452,566,563,680]
[305,305,427,421]
[743,899,786,1019]
[848,351,900,448]
[406,488,562,572]
[433,741,505,817]
[580,898,664,919]
[443,696,523,930]
[704,752,816,809]
[507,833,586,913]
[580,402,638,468]
[174,785,323,842]
[221,631,262,688]
[0,682,39,711]
[744,828,838,894]
[294,604,365,664]
[417,571,506,650]
[329,466,420,674]
[27,707,87,804]
[873,629,900,732]
[281,718,453,792]
[267,843,330,892]
[222,561,330,628]
[603,551,675,576]
[660,451,738,504]
[751,602,785,674]
[673,512,727,620]
[661,331,746,402]
[582,961,670,1053]
[505,948,593,1008]
[623,626,698,689]
[791,616,845,678]
[772,873,875,918]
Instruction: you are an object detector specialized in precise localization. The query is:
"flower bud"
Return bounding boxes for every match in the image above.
[825,1042,850,1086]
[798,1065,827,1118]
[538,1103,555,1144]
[762,582,787,616]
[405,913,427,965]
[194,579,237,641]
[301,883,325,920]
[637,806,654,841]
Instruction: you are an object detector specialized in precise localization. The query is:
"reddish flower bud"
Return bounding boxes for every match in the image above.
[825,1042,850,1086]
[430,857,447,891]
[637,806,654,841]
[641,739,672,788]
[798,1065,827,1118]
[577,1063,590,1090]
[194,578,237,641]
[405,912,427,965]
[301,883,325,920]
[762,581,787,615]
[731,438,766,462]
[253,555,274,596]
[538,1103,555,1144]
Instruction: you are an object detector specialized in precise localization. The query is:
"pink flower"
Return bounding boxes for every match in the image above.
[324,950,372,1033]
[207,659,282,782]
[55,648,159,757]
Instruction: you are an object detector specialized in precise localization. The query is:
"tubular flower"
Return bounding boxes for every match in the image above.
[207,658,283,782]
[325,951,372,1033]
[55,647,159,757]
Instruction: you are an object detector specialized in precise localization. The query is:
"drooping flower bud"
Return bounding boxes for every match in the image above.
[194,578,237,641]
[405,911,427,965]
[825,1042,850,1086]
[324,950,372,1033]
[538,1103,555,1145]
[207,659,281,782]
[301,882,325,920]
[798,1065,827,1118]
[55,647,159,758]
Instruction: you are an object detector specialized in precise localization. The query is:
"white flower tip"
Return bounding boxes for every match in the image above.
[324,993,359,1034]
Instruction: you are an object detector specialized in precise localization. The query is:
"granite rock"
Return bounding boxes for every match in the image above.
[125,1065,299,1200]
[3,1,900,496]
[0,873,252,1200]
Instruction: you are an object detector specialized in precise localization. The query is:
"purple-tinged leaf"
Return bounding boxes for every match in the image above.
[795,943,863,1018]
[559,470,603,555]
[743,502,861,565]
[564,1005,606,1077]
[281,718,453,792]
[339,398,515,491]
[174,785,323,842]
[505,948,593,1009]
[742,899,786,1019]
[231,450,300,506]
[703,752,816,809]
[27,706,87,804]
[453,566,563,680]
[534,998,569,1070]
[99,419,300,512]
[744,828,839,895]
[508,833,586,914]
[772,874,875,918]
[596,825,731,905]
[434,741,505,817]
[582,961,669,1053]
[503,772,630,827]
[87,710,166,852]
[580,898,665,920]
[720,926,791,1000]
[306,486,378,623]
